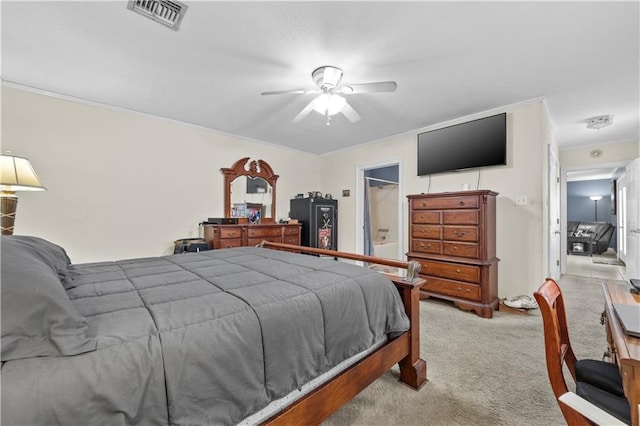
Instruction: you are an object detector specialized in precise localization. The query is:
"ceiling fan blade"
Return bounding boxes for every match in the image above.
[341,101,361,123]
[339,81,397,94]
[292,100,316,123]
[261,89,319,96]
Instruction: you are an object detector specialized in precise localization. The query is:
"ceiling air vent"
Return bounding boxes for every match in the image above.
[127,0,187,31]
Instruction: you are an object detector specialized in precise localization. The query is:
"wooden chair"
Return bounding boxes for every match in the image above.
[534,278,630,425]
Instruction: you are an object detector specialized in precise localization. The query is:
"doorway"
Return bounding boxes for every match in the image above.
[562,163,628,281]
[357,161,403,261]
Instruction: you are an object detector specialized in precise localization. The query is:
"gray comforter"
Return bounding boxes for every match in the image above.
[2,246,409,425]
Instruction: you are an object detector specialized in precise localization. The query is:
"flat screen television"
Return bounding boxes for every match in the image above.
[417,113,507,176]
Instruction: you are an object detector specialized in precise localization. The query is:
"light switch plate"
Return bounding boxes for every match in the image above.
[515,195,529,206]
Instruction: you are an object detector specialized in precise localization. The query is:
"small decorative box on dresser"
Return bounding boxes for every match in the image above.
[407,190,499,318]
[204,223,301,249]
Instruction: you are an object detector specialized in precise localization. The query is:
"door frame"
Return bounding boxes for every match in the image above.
[560,160,629,274]
[547,146,561,279]
[356,159,404,260]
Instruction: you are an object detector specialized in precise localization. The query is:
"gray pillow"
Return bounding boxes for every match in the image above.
[8,235,74,288]
[1,236,97,361]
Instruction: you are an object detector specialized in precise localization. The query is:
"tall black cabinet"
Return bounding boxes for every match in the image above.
[289,197,338,250]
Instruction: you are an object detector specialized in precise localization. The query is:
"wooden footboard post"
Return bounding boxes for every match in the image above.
[388,273,427,390]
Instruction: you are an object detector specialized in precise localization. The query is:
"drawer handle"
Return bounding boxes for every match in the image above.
[422,202,427,207]
[453,246,458,251]
[420,243,432,248]
[453,231,466,236]
[457,286,462,291]
[456,269,461,273]
[459,201,465,206]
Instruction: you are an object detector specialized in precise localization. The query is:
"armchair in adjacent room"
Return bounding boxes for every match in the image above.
[567,221,615,255]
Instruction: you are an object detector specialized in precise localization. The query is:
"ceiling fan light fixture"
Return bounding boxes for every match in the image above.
[313,94,346,116]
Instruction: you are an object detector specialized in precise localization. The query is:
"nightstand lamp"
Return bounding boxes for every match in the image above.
[0,152,46,235]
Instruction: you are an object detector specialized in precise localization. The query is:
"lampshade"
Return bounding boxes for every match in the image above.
[0,152,46,235]
[0,153,46,192]
[589,195,603,201]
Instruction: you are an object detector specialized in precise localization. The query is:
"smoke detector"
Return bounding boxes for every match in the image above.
[127,0,187,30]
[590,149,603,158]
[586,115,614,130]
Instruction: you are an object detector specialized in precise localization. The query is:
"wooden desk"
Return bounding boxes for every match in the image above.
[602,282,640,426]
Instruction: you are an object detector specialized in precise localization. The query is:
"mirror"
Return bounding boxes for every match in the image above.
[221,158,278,221]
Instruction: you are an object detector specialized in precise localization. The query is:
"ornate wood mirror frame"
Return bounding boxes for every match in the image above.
[221,157,279,219]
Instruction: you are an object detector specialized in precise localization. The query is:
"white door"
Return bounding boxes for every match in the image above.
[618,177,627,263]
[624,158,639,280]
[547,147,561,279]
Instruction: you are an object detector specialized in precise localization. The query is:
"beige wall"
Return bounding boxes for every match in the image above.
[2,87,320,263]
[321,101,549,298]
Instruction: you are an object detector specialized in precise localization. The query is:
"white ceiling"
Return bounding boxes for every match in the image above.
[1,1,638,155]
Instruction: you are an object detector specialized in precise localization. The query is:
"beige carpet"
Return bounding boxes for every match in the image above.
[323,274,618,426]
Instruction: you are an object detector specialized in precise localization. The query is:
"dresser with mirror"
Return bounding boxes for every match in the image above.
[204,158,301,249]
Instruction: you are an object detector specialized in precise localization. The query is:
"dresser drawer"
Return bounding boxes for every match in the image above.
[219,227,242,239]
[284,236,300,245]
[422,277,481,301]
[247,227,282,238]
[284,226,300,235]
[443,226,478,242]
[412,239,442,255]
[414,259,480,283]
[412,225,441,239]
[217,239,242,249]
[412,195,478,210]
[443,210,478,225]
[443,242,479,258]
[411,211,441,224]
[247,236,281,246]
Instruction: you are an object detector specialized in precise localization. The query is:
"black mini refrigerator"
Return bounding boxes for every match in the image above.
[290,198,338,250]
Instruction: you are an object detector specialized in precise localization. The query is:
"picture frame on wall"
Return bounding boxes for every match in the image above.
[611,180,617,215]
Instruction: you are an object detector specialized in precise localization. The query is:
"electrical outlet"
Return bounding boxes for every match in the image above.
[515,195,529,206]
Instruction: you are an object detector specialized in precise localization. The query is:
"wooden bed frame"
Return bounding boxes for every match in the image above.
[259,242,427,425]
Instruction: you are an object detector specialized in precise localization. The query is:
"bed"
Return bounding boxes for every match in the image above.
[1,235,426,425]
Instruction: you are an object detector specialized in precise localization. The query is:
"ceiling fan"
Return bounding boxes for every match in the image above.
[261,66,397,125]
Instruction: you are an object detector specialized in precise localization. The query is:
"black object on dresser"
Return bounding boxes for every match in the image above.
[407,190,499,318]
[290,197,338,250]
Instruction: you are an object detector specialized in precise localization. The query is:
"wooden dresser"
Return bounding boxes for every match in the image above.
[406,190,499,318]
[203,223,301,249]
